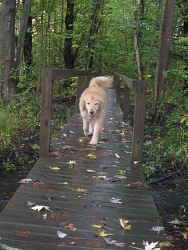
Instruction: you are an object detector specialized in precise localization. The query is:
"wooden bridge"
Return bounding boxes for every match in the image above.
[0,70,170,249]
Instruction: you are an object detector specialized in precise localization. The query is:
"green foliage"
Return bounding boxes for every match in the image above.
[0,90,41,151]
[3,162,16,172]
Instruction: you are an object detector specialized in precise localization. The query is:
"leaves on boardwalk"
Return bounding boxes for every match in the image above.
[31,205,52,212]
[143,240,160,250]
[17,229,35,238]
[94,230,113,237]
[57,230,67,238]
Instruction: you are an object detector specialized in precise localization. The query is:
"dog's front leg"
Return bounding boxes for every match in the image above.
[89,120,103,145]
[83,118,89,136]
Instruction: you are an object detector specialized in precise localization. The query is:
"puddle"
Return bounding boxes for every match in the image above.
[152,187,188,216]
[0,172,25,212]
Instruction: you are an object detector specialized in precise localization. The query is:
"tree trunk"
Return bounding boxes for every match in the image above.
[133,31,143,80]
[15,0,31,70]
[36,0,44,92]
[0,0,17,105]
[24,12,32,66]
[86,0,105,70]
[153,0,176,116]
[64,0,75,69]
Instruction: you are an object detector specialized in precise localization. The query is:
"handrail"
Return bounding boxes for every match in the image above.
[39,69,98,156]
[114,73,147,162]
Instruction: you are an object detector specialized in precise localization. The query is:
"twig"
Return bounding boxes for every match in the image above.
[148,171,180,185]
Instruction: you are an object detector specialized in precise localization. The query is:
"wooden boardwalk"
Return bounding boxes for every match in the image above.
[0,90,169,249]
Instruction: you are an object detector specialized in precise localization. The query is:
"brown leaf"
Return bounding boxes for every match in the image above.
[17,229,35,238]
[132,181,143,187]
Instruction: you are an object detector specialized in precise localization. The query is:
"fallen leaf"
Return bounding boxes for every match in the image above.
[57,230,67,238]
[68,160,76,166]
[47,151,62,158]
[18,179,32,184]
[110,198,124,204]
[87,153,97,159]
[17,229,35,238]
[94,230,113,237]
[92,224,103,229]
[168,218,181,225]
[132,181,143,187]
[58,222,77,231]
[119,218,131,231]
[43,213,47,220]
[104,238,125,248]
[87,169,96,173]
[115,153,120,158]
[27,201,35,207]
[150,226,165,233]
[114,175,127,180]
[143,240,160,250]
[181,231,188,239]
[49,166,60,171]
[31,205,51,212]
[76,188,88,194]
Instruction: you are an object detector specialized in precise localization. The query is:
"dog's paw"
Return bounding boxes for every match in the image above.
[89,139,98,145]
[87,132,93,136]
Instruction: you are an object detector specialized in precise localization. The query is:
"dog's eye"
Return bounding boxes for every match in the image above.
[95,103,98,106]
[87,102,90,105]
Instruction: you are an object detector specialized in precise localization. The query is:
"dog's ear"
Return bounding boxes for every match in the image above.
[98,99,104,111]
[81,99,86,111]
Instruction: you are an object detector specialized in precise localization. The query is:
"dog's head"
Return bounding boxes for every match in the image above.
[83,95,103,118]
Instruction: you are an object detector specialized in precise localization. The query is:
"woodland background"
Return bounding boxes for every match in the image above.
[0,0,187,186]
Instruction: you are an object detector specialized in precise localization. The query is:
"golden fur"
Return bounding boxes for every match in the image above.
[79,76,113,145]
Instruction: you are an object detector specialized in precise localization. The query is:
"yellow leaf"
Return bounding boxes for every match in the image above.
[95,230,113,237]
[50,167,60,171]
[92,224,103,229]
[87,153,96,159]
[76,188,88,194]
[79,139,83,142]
[119,218,131,230]
[182,231,188,239]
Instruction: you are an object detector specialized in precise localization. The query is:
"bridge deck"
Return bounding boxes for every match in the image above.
[0,90,169,249]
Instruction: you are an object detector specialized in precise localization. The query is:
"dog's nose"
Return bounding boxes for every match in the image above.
[90,111,94,115]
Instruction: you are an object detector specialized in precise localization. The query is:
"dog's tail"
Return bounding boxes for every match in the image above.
[89,76,113,89]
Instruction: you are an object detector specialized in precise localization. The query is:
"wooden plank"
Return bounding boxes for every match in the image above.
[123,84,130,120]
[52,69,88,80]
[114,73,137,91]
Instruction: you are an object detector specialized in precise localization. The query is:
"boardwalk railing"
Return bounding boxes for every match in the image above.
[39,69,98,157]
[114,73,147,163]
[39,69,146,163]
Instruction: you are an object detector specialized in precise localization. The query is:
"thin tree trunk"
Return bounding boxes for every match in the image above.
[153,0,176,116]
[59,0,64,66]
[134,31,143,80]
[15,0,31,70]
[0,0,17,105]
[86,0,105,70]
[37,0,44,92]
[64,0,75,69]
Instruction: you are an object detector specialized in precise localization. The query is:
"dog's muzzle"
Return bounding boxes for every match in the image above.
[89,111,95,118]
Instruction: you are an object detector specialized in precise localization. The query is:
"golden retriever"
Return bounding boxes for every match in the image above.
[79,76,113,145]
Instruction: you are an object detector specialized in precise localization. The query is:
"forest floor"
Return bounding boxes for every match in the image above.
[0,95,187,250]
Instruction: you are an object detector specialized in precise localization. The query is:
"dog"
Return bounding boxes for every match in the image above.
[79,76,113,145]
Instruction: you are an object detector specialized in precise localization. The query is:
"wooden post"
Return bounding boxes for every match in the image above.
[39,69,53,156]
[85,74,90,88]
[123,84,130,120]
[132,81,146,162]
[75,76,84,112]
